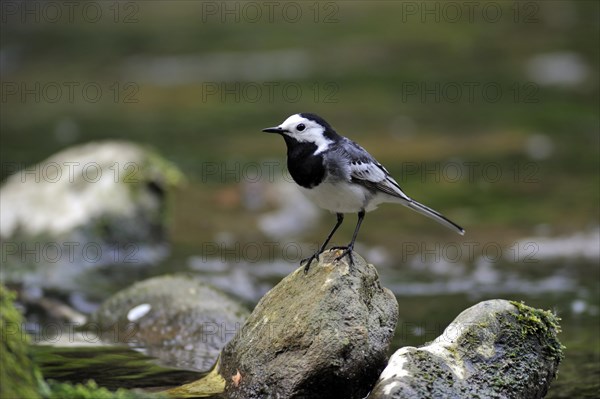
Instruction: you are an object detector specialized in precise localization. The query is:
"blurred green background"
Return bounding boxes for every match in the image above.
[2,1,598,240]
[1,1,599,397]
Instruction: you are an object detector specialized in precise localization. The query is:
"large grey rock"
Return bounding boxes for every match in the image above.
[0,141,182,291]
[90,275,249,372]
[370,299,563,399]
[1,140,181,241]
[218,250,399,399]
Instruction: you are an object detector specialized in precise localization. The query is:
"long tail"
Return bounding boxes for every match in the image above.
[404,199,465,235]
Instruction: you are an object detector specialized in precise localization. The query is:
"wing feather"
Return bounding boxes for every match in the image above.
[325,137,465,235]
[338,138,412,202]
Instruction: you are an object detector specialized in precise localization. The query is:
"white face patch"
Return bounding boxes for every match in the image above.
[278,114,333,154]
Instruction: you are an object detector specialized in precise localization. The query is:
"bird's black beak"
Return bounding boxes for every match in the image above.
[262,126,286,134]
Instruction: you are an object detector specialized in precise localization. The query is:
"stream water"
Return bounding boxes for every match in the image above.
[25,229,600,398]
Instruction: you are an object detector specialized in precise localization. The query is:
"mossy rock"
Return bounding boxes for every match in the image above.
[216,250,399,399]
[371,299,563,399]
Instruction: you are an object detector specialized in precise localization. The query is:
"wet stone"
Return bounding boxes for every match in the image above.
[218,250,399,399]
[90,275,249,372]
[370,299,563,399]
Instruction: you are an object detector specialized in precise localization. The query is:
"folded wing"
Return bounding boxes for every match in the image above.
[340,138,465,235]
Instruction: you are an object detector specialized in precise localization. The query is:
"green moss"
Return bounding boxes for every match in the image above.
[0,284,44,399]
[144,148,185,188]
[142,147,185,227]
[510,301,565,361]
[166,361,226,398]
[0,284,172,399]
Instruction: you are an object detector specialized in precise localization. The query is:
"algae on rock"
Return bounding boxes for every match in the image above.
[370,299,563,399]
[0,284,42,399]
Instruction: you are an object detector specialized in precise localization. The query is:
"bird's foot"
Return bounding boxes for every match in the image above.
[301,251,322,274]
[333,245,355,267]
[329,245,348,251]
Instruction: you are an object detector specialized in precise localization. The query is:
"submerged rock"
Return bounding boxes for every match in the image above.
[370,299,563,399]
[90,275,249,372]
[216,250,399,399]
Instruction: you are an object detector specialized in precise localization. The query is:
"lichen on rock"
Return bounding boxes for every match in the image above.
[370,299,564,399]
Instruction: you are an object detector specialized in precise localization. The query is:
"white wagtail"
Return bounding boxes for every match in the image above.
[263,113,465,272]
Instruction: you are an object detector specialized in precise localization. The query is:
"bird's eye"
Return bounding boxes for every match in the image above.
[296,123,306,131]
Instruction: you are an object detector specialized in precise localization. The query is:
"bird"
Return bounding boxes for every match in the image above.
[262,113,464,273]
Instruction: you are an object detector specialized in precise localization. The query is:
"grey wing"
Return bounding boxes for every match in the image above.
[335,138,465,235]
[340,139,412,202]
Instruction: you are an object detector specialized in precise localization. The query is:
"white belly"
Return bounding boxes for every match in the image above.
[298,181,381,213]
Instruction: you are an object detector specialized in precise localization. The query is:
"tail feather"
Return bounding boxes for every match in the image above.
[404,199,465,235]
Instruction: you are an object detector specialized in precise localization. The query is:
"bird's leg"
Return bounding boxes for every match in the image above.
[334,210,365,267]
[302,213,344,273]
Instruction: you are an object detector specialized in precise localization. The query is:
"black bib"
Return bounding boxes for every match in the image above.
[283,135,326,189]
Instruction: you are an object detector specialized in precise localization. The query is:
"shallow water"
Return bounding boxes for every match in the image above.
[29,229,600,398]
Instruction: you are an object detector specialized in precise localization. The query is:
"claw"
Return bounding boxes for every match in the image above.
[330,245,348,251]
[334,247,354,267]
[301,213,347,276]
[301,252,320,274]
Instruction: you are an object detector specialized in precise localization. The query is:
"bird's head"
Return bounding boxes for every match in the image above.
[262,113,339,151]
